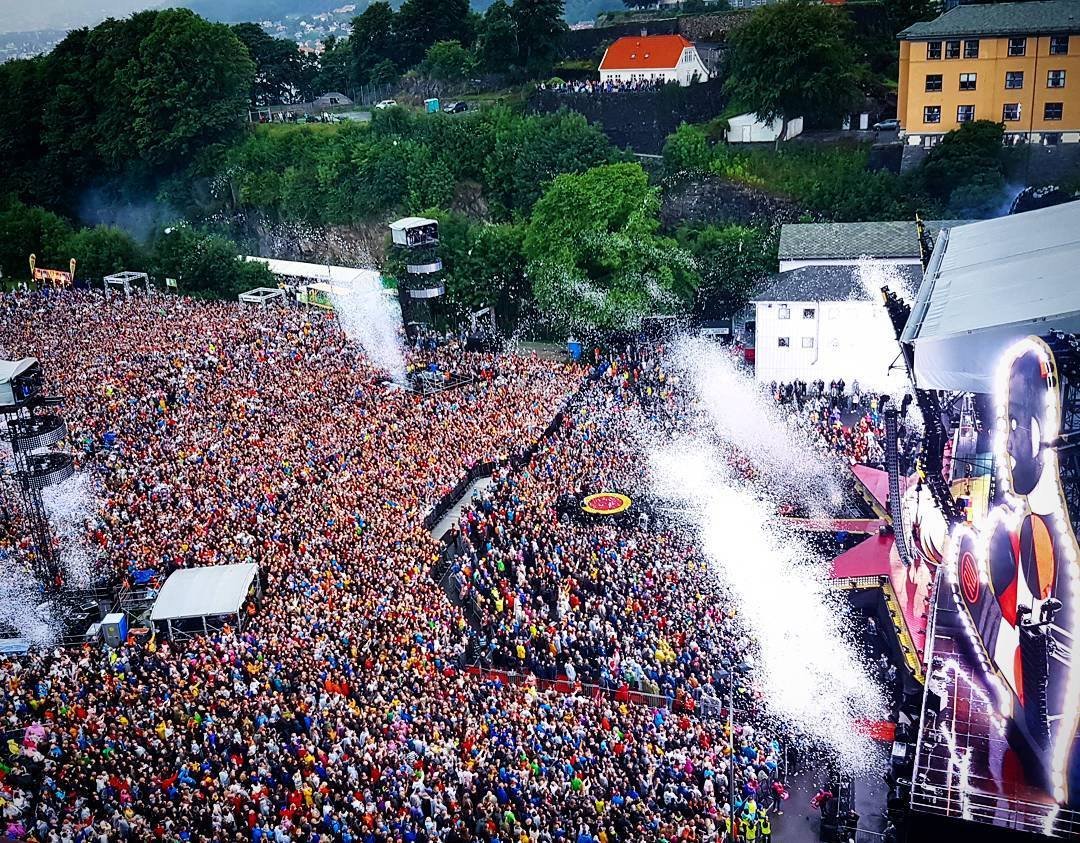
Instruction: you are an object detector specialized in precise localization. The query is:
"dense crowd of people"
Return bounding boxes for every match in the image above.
[0,293,790,843]
[538,78,679,96]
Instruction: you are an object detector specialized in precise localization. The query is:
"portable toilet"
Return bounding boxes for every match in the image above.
[425,98,440,114]
[567,336,583,361]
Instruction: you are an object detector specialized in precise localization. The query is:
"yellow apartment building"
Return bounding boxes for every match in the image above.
[898,0,1080,146]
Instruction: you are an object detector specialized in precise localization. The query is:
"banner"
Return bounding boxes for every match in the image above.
[32,267,73,288]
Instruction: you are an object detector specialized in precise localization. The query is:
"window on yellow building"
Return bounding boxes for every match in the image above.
[1008,38,1027,56]
[924,105,941,124]
[1002,103,1021,122]
[1050,35,1069,55]
[926,41,942,60]
[1044,102,1064,120]
[1005,71,1024,89]
[1048,70,1066,88]
[957,104,976,122]
[925,74,943,92]
[959,73,977,91]
[964,39,980,58]
[945,40,960,59]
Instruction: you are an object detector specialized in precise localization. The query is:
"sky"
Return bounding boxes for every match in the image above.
[0,0,161,33]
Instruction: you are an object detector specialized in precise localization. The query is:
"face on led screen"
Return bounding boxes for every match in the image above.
[943,336,1080,805]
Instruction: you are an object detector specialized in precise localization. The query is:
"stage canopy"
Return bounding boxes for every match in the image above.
[151,562,258,623]
[244,256,381,287]
[901,201,1080,393]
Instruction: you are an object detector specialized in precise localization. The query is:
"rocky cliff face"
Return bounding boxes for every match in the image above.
[660,173,807,229]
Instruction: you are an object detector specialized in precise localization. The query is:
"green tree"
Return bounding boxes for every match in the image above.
[525,163,696,331]
[350,2,398,85]
[919,120,1007,215]
[124,10,256,169]
[511,0,566,73]
[0,197,73,282]
[312,35,355,95]
[726,1,863,131]
[397,0,473,68]
[232,23,311,105]
[65,225,145,286]
[483,108,619,218]
[422,40,479,81]
[663,122,712,174]
[675,224,776,318]
[152,224,272,298]
[476,0,520,72]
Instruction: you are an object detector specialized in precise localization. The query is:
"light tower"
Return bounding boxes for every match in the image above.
[389,216,444,327]
[0,358,74,587]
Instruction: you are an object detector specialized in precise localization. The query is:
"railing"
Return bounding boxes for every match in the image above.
[910,783,1080,836]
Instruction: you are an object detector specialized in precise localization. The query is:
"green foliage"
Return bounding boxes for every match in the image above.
[422,40,479,82]
[151,224,273,298]
[350,2,398,85]
[675,223,777,318]
[0,197,73,281]
[397,0,474,68]
[726,1,863,128]
[121,10,256,169]
[918,121,1008,214]
[483,109,621,218]
[413,210,530,327]
[663,123,712,174]
[231,22,315,105]
[0,9,255,209]
[476,0,520,72]
[705,143,934,221]
[219,107,618,225]
[525,163,696,331]
[512,0,567,75]
[65,225,146,285]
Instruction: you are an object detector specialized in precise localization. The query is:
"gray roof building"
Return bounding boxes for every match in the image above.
[899,0,1080,40]
[778,220,969,262]
[754,264,925,302]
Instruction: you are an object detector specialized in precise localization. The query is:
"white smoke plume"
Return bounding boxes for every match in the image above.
[668,335,843,517]
[330,274,407,383]
[41,473,101,589]
[649,435,886,767]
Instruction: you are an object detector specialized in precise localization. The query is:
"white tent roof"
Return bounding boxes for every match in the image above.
[244,256,380,286]
[389,217,437,231]
[901,201,1080,393]
[151,563,258,621]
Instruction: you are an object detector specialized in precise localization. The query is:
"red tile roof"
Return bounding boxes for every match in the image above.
[599,34,695,72]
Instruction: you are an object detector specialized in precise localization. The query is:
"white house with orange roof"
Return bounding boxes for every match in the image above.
[598,34,710,87]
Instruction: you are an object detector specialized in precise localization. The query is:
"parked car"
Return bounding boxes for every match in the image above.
[873,118,900,132]
[442,101,468,114]
[375,99,397,110]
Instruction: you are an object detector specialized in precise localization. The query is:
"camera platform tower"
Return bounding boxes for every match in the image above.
[0,358,74,587]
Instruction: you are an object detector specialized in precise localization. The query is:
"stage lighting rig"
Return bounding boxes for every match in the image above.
[0,358,74,586]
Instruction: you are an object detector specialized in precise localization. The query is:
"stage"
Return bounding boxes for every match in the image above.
[910,581,1080,837]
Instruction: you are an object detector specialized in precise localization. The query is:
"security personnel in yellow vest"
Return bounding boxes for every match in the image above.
[759,810,772,843]
[724,815,733,842]
[745,815,758,843]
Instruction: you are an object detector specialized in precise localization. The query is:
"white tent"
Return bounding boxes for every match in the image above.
[151,563,260,638]
[901,201,1080,393]
[726,113,803,143]
[243,256,381,287]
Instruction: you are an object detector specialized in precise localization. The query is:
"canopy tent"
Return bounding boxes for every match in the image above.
[151,563,260,639]
[901,201,1080,393]
[238,287,287,306]
[243,256,381,287]
[104,271,150,296]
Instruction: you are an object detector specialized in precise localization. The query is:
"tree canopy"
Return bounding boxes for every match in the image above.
[524,163,696,331]
[726,1,863,129]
